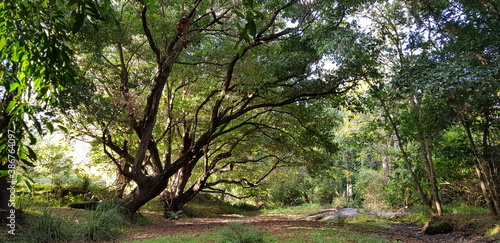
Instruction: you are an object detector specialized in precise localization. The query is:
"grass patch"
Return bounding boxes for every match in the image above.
[129,234,207,243]
[442,204,490,215]
[128,220,388,243]
[214,222,272,243]
[486,224,500,237]
[398,205,432,227]
[261,203,328,215]
[344,215,392,230]
[80,201,130,242]
[281,228,386,243]
[129,227,387,243]
[183,195,259,217]
[5,201,130,242]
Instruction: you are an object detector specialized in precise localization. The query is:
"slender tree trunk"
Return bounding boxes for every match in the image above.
[161,163,196,214]
[379,99,435,214]
[460,116,498,216]
[480,116,500,215]
[423,143,443,216]
[115,173,130,199]
[412,98,443,216]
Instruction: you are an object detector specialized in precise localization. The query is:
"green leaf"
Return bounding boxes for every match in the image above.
[67,0,80,7]
[239,27,250,42]
[45,121,54,133]
[0,36,6,51]
[6,101,17,113]
[72,13,85,33]
[26,146,37,161]
[18,146,26,160]
[247,19,257,37]
[244,0,254,8]
[58,125,69,134]
[24,179,35,195]
[28,133,37,145]
[20,159,35,168]
[8,82,21,92]
[252,10,265,19]
[233,10,245,19]
[148,0,155,10]
[0,170,9,177]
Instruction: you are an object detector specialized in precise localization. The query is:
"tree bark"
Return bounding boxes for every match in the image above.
[411,97,443,217]
[376,94,435,214]
[460,115,498,216]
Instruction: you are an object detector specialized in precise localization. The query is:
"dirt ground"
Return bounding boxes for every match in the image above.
[115,213,498,243]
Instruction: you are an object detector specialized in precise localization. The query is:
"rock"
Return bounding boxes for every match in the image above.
[303,208,400,221]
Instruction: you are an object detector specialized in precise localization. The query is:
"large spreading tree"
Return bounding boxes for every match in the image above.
[62,0,372,214]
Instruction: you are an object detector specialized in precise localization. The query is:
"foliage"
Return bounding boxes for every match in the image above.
[0,0,108,214]
[354,168,388,210]
[268,169,311,207]
[261,203,326,215]
[57,0,374,214]
[31,135,74,185]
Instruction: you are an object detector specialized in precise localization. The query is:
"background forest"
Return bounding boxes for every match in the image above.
[0,0,499,242]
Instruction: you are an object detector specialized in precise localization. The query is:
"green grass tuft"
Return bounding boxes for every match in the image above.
[80,201,130,242]
[215,222,270,243]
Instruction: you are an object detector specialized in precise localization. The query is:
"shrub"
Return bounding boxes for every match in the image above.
[216,222,266,243]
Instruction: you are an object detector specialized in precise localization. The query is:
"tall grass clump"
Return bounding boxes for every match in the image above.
[29,210,73,242]
[216,222,267,243]
[80,200,129,242]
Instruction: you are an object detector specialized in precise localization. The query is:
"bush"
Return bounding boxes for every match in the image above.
[215,222,266,243]
[80,201,129,242]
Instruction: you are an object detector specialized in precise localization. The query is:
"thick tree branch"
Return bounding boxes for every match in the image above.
[141,5,161,64]
[256,0,298,40]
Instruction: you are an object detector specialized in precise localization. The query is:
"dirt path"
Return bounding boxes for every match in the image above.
[116,213,497,243]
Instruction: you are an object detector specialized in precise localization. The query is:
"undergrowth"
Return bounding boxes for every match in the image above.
[5,200,130,242]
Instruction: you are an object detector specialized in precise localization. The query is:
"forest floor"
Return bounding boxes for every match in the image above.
[115,209,499,243]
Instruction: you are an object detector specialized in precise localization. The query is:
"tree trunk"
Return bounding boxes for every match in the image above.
[415,122,443,216]
[119,174,170,214]
[480,116,500,215]
[161,189,199,217]
[410,95,443,217]
[377,97,435,213]
[460,116,498,216]
[160,163,196,215]
[423,144,443,217]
